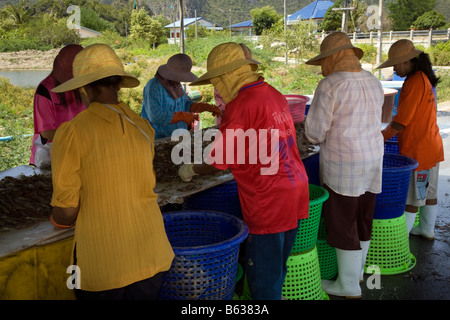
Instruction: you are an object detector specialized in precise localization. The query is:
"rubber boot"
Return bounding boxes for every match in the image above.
[360,241,371,282]
[322,249,362,299]
[404,211,417,235]
[411,205,437,240]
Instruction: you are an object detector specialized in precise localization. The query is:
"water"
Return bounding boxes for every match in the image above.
[0,70,51,88]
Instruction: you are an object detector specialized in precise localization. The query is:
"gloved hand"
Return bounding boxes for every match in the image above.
[178,164,198,182]
[190,102,222,117]
[170,111,198,125]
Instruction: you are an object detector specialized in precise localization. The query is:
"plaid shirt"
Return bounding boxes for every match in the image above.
[305,70,384,196]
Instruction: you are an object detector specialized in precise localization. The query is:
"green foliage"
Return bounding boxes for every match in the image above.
[250,6,281,36]
[129,9,164,48]
[426,41,450,66]
[80,7,116,32]
[388,0,436,31]
[0,77,34,171]
[321,0,343,32]
[413,10,447,30]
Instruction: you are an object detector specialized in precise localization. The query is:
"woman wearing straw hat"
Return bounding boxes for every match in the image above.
[49,44,174,299]
[378,39,444,240]
[178,42,310,300]
[141,53,220,138]
[30,44,85,169]
[304,32,385,299]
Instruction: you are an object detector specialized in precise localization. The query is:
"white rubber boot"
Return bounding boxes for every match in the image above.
[411,205,437,240]
[360,241,371,282]
[322,249,362,299]
[404,211,417,235]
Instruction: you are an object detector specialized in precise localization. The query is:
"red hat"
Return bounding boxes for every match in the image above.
[52,44,84,84]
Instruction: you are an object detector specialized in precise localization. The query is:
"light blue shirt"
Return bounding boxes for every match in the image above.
[141,77,193,139]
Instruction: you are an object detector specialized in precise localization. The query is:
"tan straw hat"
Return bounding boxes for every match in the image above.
[376,39,423,69]
[190,42,261,86]
[306,31,363,65]
[52,43,139,93]
[157,53,198,82]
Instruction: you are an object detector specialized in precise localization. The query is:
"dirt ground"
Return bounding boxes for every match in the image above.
[0,49,60,70]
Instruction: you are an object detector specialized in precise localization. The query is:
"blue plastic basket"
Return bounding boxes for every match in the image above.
[159,211,248,300]
[183,180,242,219]
[374,154,418,219]
[384,141,399,154]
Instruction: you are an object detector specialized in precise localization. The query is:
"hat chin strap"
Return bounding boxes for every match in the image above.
[210,65,261,103]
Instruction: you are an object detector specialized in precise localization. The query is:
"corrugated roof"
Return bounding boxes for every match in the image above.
[230,20,253,28]
[288,0,334,21]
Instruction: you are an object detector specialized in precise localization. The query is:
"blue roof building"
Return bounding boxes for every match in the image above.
[287,0,334,24]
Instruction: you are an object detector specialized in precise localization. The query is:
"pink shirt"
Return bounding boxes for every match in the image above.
[30,75,86,165]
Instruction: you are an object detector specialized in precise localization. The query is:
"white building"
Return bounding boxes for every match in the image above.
[165,17,222,43]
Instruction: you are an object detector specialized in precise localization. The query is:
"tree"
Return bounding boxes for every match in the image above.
[321,0,343,32]
[388,0,436,30]
[413,10,447,30]
[129,8,163,47]
[251,6,280,36]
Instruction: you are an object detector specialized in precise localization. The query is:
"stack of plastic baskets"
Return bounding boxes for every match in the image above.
[291,184,329,253]
[373,153,418,220]
[183,180,242,219]
[159,211,248,300]
[316,218,338,280]
[282,184,329,300]
[365,153,418,275]
[282,246,328,300]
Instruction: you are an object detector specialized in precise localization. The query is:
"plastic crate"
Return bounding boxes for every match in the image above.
[159,211,248,300]
[374,153,418,219]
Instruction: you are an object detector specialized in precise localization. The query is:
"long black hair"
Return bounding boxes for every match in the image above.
[409,52,440,87]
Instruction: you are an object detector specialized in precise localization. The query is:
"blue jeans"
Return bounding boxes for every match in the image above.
[245,226,298,300]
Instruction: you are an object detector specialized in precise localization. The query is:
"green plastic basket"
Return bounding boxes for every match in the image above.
[364,214,416,275]
[291,185,329,254]
[316,239,337,280]
[282,246,329,300]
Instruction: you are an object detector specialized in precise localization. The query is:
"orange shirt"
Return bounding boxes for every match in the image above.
[393,71,444,171]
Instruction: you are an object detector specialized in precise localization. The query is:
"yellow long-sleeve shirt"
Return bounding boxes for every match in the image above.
[51,101,174,291]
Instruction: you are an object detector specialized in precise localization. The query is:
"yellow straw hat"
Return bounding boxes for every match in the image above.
[52,43,139,93]
[306,31,363,65]
[190,42,261,86]
[376,39,423,69]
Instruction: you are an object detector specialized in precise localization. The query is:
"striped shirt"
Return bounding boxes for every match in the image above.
[51,102,174,291]
[305,70,384,197]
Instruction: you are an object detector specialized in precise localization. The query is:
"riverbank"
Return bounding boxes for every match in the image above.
[0,49,59,70]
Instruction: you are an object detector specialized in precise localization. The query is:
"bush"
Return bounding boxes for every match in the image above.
[427,41,450,66]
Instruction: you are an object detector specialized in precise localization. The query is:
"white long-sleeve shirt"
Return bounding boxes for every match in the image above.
[305,70,385,197]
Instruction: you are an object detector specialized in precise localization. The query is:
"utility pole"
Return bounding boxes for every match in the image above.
[179,0,185,54]
[377,0,383,79]
[284,0,288,65]
[332,0,354,34]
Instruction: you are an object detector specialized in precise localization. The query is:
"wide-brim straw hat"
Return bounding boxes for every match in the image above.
[190,42,261,86]
[306,31,363,65]
[376,39,423,69]
[52,43,140,93]
[158,53,198,82]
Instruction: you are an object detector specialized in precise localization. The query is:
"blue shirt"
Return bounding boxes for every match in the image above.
[141,77,193,139]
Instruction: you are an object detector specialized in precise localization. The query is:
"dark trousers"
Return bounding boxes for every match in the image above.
[245,226,298,300]
[74,272,165,300]
[322,185,376,250]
